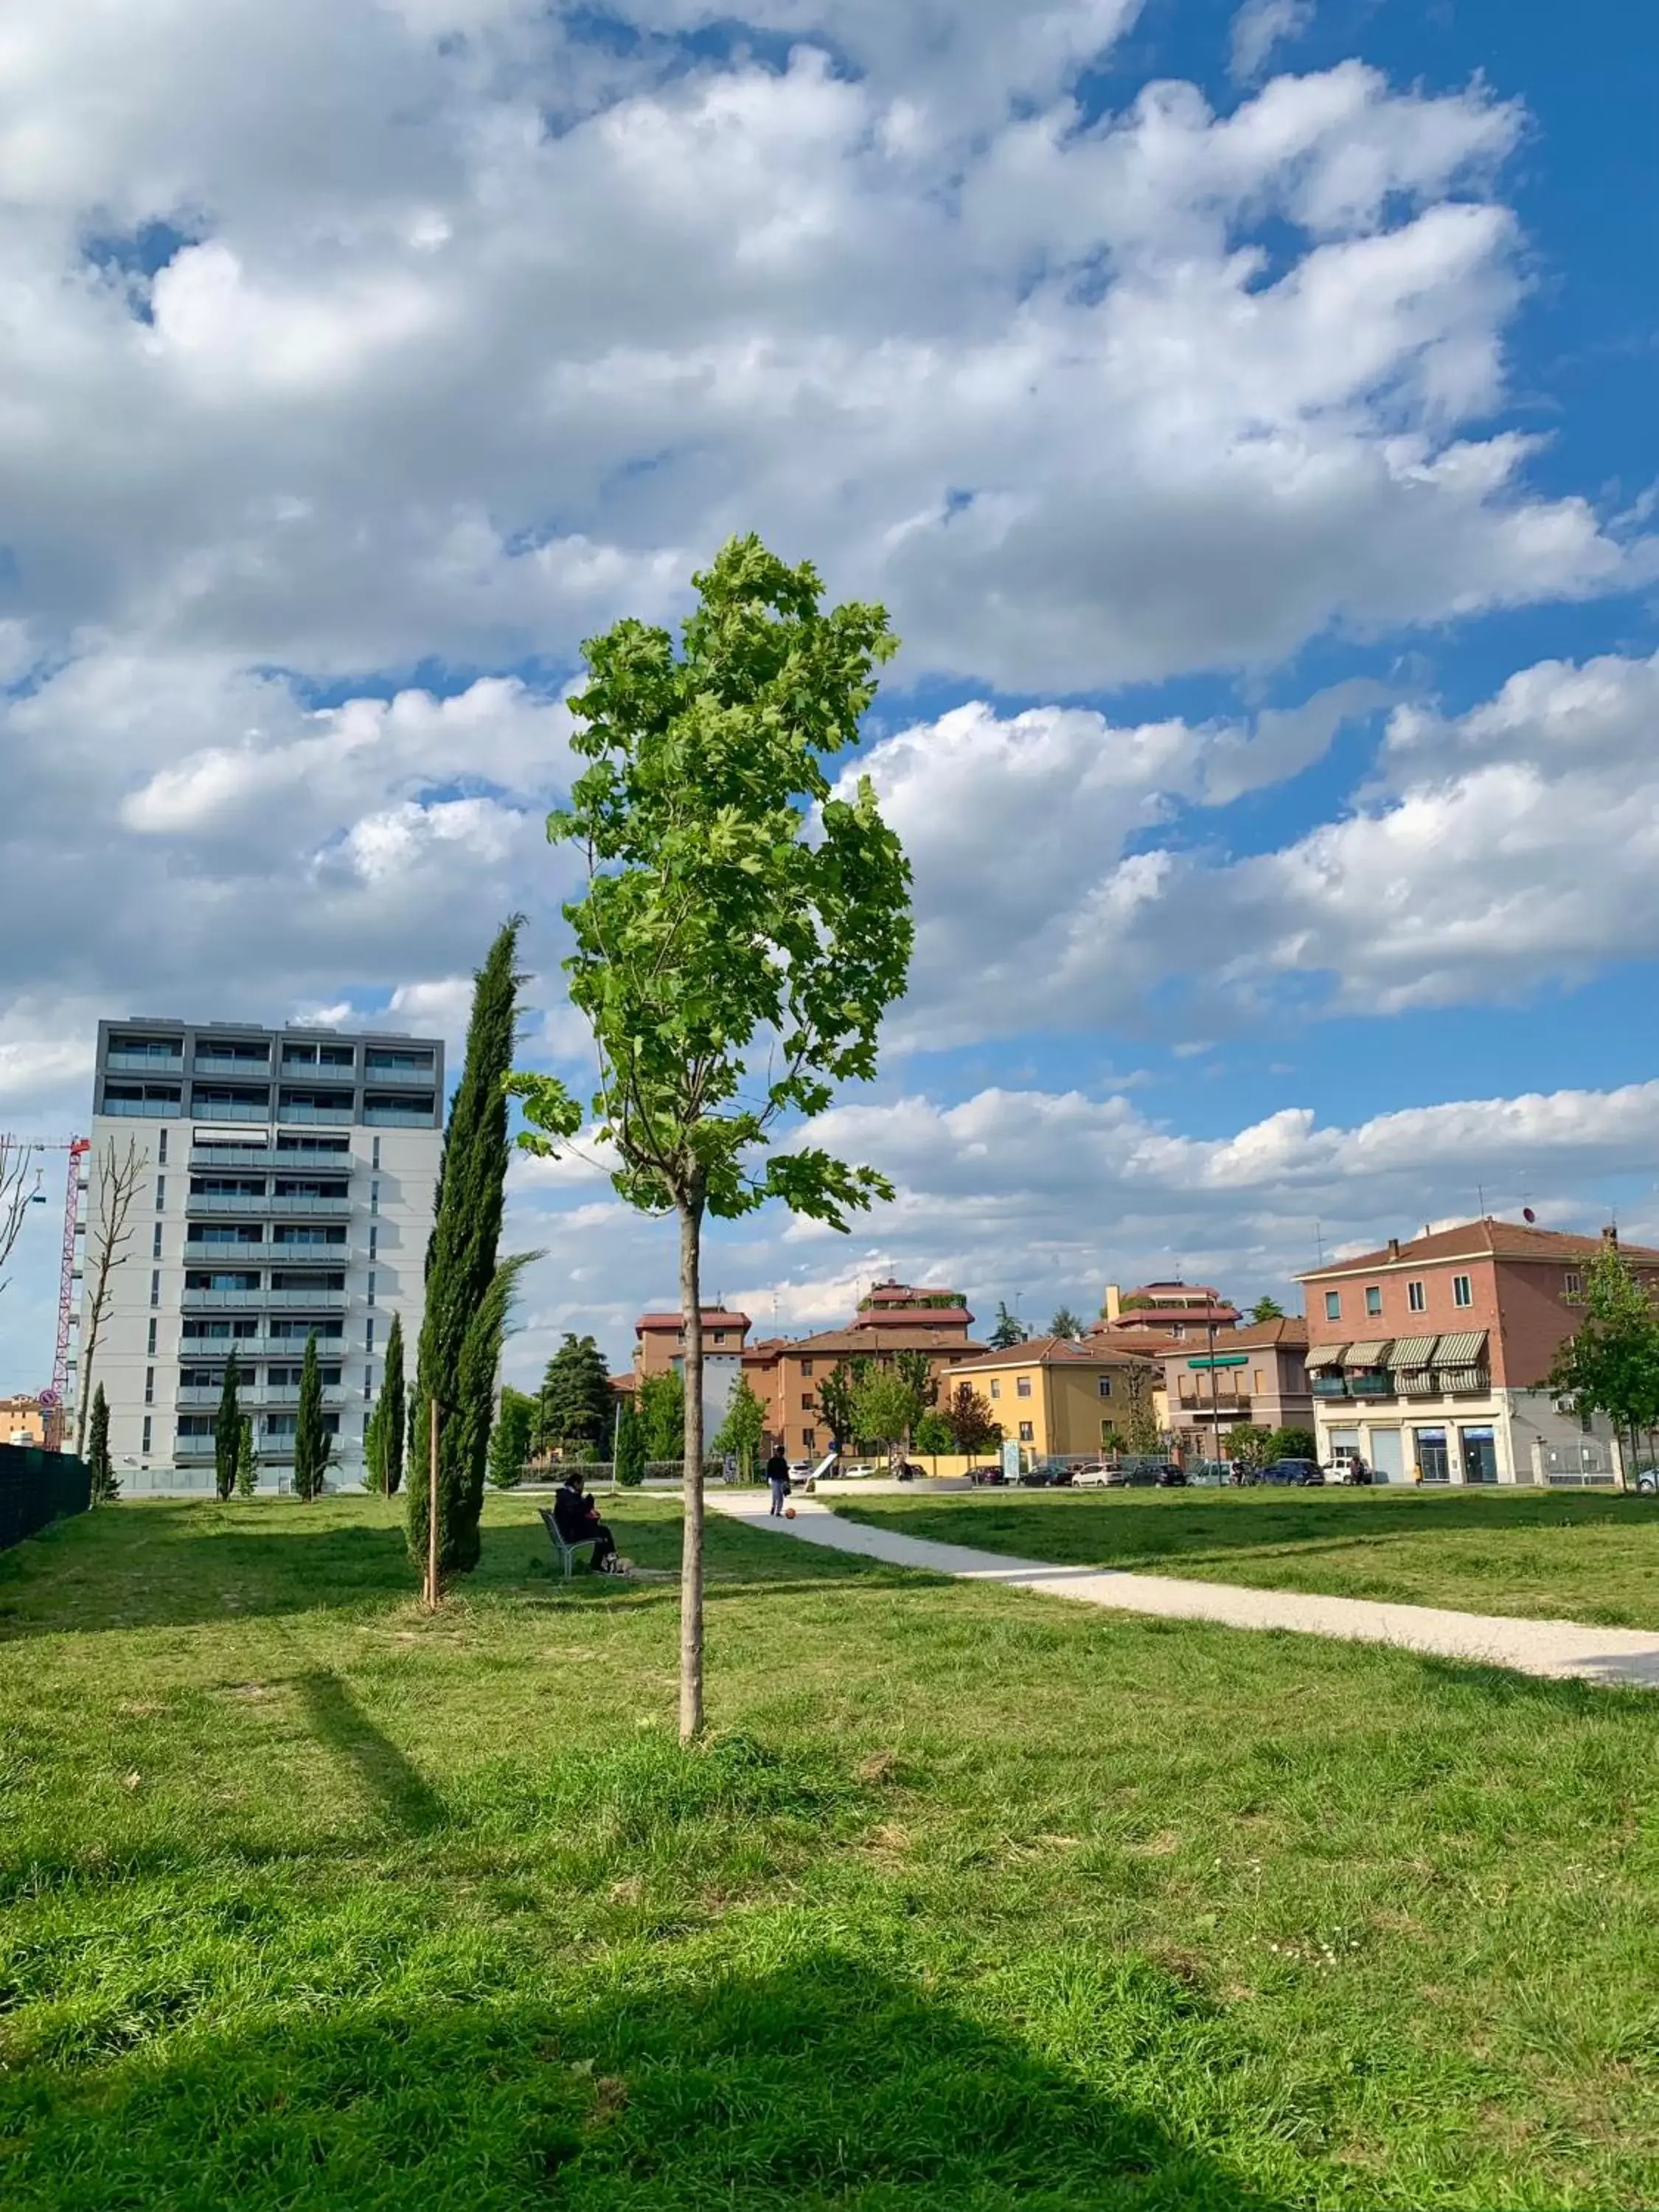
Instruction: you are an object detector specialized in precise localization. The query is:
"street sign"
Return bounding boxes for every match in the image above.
[1186,1354,1249,1370]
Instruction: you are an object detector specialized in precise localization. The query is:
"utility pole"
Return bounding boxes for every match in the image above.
[1207,1313,1220,1465]
[425,1399,440,1610]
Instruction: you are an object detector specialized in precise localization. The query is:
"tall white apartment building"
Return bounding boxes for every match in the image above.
[76,1018,444,1490]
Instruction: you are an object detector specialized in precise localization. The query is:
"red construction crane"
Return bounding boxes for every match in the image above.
[9,1135,89,1450]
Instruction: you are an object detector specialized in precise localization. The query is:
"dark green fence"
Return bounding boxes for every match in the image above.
[0,1445,91,1553]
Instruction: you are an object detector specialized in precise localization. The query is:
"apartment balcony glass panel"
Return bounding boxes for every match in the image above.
[1312,1374,1352,1399]
[278,1097,354,1124]
[266,1285,347,1309]
[181,1287,266,1309]
[102,1087,181,1117]
[186,1192,270,1215]
[192,1144,278,1168]
[177,1382,345,1408]
[266,1192,351,1215]
[362,1057,435,1084]
[173,1438,218,1461]
[194,1052,271,1077]
[1345,1374,1395,1399]
[363,1100,434,1125]
[281,1048,357,1072]
[106,1049,184,1074]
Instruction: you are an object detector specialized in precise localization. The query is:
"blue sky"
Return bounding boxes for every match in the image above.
[1,0,1657,1381]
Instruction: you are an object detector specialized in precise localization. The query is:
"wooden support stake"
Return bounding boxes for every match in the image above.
[426,1398,440,1610]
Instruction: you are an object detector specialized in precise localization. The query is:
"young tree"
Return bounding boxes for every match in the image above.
[712,1374,766,1480]
[487,1385,537,1489]
[893,1348,939,1416]
[379,1313,406,1497]
[852,1366,924,1467]
[74,1135,147,1455]
[614,1393,647,1487]
[815,1360,863,1453]
[1048,1306,1084,1340]
[540,1333,614,1455]
[1224,1423,1272,1471]
[1266,1426,1318,1463]
[86,1383,118,1503]
[989,1302,1026,1349]
[637,1370,685,1464]
[913,1410,953,1455]
[1119,1361,1161,1455]
[235,1415,260,1498]
[0,1135,41,1296]
[1249,1295,1286,1323]
[214,1353,242,1502]
[409,920,527,1582]
[1548,1245,1659,1484]
[293,1329,328,1501]
[943,1380,1001,1459]
[509,536,912,1741]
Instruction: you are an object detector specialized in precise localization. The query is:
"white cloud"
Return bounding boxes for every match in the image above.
[1230,0,1315,86]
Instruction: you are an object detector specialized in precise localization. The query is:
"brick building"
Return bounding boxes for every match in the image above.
[1162,1317,1312,1459]
[1298,1220,1658,1484]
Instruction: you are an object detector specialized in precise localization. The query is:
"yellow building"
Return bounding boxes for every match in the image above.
[949,1337,1164,1458]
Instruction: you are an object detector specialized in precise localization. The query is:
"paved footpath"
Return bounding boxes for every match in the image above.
[710,1492,1659,1690]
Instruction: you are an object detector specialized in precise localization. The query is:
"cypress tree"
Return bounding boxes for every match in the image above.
[614,1393,646,1488]
[293,1328,327,1501]
[235,1415,259,1498]
[408,919,525,1579]
[87,1384,118,1503]
[214,1353,241,1501]
[487,1386,536,1489]
[381,1312,406,1498]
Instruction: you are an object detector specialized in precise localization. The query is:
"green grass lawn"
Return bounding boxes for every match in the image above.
[1,1493,1657,2209]
[831,1486,1659,1629]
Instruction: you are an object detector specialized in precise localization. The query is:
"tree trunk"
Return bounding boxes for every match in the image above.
[678,1194,706,1743]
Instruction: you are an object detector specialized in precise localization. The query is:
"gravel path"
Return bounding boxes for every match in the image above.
[711,1492,1659,1689]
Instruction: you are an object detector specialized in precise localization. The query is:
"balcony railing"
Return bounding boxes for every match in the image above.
[190,1144,277,1168]
[278,1102,354,1124]
[363,1105,434,1126]
[186,1191,352,1216]
[102,1096,181,1117]
[106,1050,183,1074]
[176,1383,348,1409]
[181,1285,348,1310]
[361,1060,436,1085]
[191,1096,271,1122]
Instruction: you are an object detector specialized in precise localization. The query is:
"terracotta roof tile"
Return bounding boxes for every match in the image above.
[1300,1219,1659,1278]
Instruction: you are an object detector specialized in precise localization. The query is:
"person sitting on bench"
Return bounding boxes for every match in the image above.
[554,1469,618,1573]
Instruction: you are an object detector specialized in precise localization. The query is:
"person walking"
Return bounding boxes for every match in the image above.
[765,1446,791,1517]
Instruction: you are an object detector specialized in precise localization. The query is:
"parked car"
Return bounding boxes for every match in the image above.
[1261,1458,1323,1486]
[838,1461,879,1480]
[1637,1468,1658,1495]
[966,1464,1006,1485]
[1155,1465,1187,1487]
[1069,1463,1117,1489]
[1336,1461,1372,1486]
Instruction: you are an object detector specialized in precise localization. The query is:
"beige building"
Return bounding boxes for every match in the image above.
[1,1395,50,1448]
[1162,1318,1313,1459]
[948,1337,1161,1459]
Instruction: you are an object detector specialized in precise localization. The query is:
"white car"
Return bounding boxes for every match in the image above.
[838,1461,880,1480]
[1069,1464,1118,1489]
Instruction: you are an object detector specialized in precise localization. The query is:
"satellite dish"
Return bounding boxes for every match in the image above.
[1523,1207,1536,1223]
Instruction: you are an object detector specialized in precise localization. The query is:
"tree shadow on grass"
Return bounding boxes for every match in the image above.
[0,1948,1289,2211]
[0,1501,883,1641]
[293,1672,447,1835]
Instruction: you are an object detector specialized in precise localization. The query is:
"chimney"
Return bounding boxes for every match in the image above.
[1387,1237,1400,1261]
[1104,1283,1121,1321]
[1603,1225,1619,1245]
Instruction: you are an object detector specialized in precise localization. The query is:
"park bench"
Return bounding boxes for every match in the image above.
[538,1505,597,1580]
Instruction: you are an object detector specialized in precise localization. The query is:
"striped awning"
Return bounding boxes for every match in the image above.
[1385,1335,1439,1370]
[1342,1340,1391,1368]
[1433,1330,1488,1366]
[1305,1343,1349,1370]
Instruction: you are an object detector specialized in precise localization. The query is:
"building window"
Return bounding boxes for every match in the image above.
[144,1366,154,1405]
[1365,1285,1382,1317]
[1253,1369,1264,1394]
[713,1330,726,1346]
[150,1267,160,1307]
[800,1394,814,1411]
[366,1270,376,1306]
[142,1415,152,1455]
[147,1318,157,1356]
[366,1318,375,1352]
[364,1364,374,1401]
[989,1378,1001,1399]
[1324,1290,1341,1321]
[372,1137,381,1169]
[1563,1271,1582,1297]
[1096,1375,1112,1398]
[1453,1274,1472,1309]
[800,1360,813,1377]
[1018,1421,1034,1442]
[368,1225,378,1258]
[1408,1281,1425,1313]
[370,1180,380,1216]
[155,1175,166,1211]
[152,1221,163,1259]
[156,1127,168,1164]
[1015,1376,1032,1397]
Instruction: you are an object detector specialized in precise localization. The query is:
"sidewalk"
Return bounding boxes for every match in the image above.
[709,1492,1659,1690]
